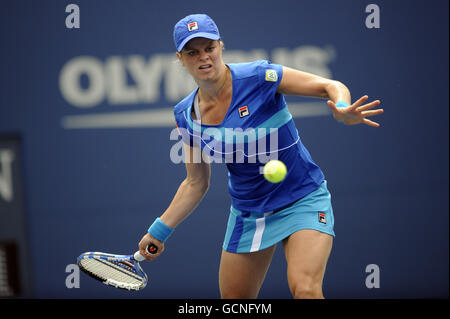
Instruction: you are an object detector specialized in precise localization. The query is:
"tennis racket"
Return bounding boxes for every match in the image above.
[77,244,158,291]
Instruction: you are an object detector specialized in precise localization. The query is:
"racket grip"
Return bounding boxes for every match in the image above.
[147,244,158,255]
[134,244,159,261]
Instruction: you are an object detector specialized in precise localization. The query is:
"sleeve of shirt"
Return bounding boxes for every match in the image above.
[174,110,194,147]
[257,60,284,104]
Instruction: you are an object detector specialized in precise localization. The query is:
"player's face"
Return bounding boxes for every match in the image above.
[177,38,224,82]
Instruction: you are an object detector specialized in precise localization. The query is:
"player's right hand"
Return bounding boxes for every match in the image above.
[138,233,164,261]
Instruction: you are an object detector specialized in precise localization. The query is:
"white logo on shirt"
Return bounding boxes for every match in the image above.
[238,106,249,118]
[265,69,278,82]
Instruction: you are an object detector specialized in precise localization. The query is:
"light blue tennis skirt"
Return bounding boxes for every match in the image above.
[223,180,335,253]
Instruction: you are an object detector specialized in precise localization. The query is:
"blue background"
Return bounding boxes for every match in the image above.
[0,0,448,298]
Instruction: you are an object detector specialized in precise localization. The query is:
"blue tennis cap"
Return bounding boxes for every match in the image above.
[174,14,220,52]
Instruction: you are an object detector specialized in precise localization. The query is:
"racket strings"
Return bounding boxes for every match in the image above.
[79,258,144,290]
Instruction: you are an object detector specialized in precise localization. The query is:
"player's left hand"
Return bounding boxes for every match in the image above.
[327,95,383,127]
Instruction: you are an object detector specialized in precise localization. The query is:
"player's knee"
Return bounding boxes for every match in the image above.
[220,289,258,299]
[220,283,259,299]
[290,277,323,299]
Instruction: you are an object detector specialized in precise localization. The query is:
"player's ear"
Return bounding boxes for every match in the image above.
[219,40,225,51]
[176,51,184,67]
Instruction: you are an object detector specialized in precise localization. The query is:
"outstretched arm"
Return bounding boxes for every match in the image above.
[138,144,210,260]
[277,66,383,127]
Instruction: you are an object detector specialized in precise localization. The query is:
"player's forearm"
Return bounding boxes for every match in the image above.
[278,67,351,103]
[159,177,209,229]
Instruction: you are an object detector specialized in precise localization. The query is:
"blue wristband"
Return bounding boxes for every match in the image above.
[148,218,174,242]
[335,101,350,108]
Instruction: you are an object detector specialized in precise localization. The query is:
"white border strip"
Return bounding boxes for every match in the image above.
[61,102,329,129]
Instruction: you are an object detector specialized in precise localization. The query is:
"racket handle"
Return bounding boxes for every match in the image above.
[133,244,159,261]
[147,244,158,255]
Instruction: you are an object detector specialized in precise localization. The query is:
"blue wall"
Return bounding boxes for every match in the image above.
[0,0,448,298]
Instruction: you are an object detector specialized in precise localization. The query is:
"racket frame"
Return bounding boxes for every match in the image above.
[77,251,148,291]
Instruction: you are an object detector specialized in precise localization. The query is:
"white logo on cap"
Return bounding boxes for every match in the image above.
[187,22,198,32]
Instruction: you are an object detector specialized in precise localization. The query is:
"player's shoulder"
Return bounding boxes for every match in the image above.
[174,88,198,115]
[227,60,271,79]
[228,60,282,81]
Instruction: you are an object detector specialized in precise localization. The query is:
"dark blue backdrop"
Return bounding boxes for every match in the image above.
[0,0,448,298]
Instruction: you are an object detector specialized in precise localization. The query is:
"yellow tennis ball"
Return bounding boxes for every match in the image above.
[263,160,287,183]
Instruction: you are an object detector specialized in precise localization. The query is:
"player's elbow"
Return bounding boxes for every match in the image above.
[197,179,210,194]
[186,176,210,195]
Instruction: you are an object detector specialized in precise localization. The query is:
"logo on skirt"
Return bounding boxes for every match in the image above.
[318,212,326,224]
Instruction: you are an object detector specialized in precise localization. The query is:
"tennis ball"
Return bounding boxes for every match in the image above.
[263,160,287,183]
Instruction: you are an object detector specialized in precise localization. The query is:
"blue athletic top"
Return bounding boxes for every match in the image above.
[174,60,324,213]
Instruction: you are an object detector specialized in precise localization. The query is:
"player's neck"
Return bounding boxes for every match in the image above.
[197,65,230,103]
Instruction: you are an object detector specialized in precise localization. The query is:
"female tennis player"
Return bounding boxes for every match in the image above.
[138,14,383,299]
